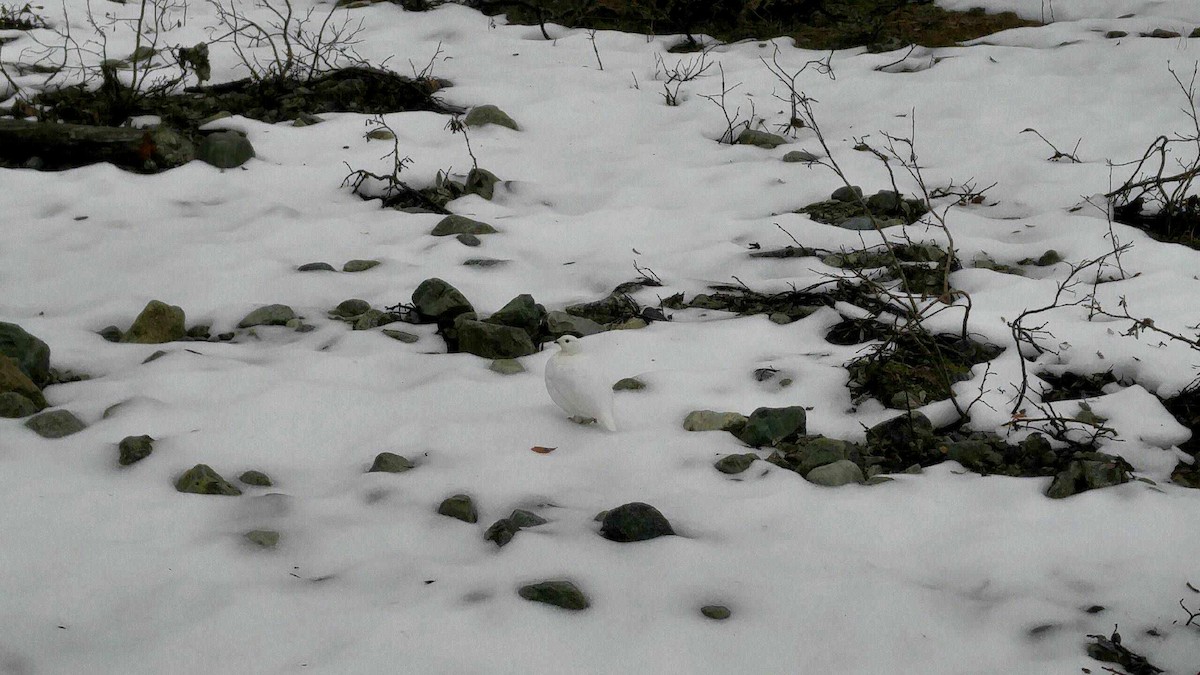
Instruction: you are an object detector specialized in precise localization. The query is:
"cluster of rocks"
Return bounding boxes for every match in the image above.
[798,186,928,231]
[98,300,313,347]
[1103,27,1200,39]
[687,406,1134,498]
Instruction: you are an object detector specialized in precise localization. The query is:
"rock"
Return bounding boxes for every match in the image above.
[1105,30,1127,38]
[735,129,787,148]
[805,459,864,486]
[715,453,757,474]
[782,150,820,163]
[509,509,548,528]
[1046,452,1132,498]
[98,325,123,342]
[945,439,1004,473]
[1037,249,1062,266]
[456,233,481,247]
[518,580,589,610]
[237,304,296,328]
[1192,27,1200,39]
[0,322,51,386]
[545,310,605,338]
[297,261,335,272]
[186,325,211,340]
[142,350,169,364]
[175,464,242,495]
[1170,460,1200,488]
[838,216,877,231]
[352,309,389,330]
[438,494,478,523]
[0,391,41,418]
[412,278,474,323]
[342,259,380,273]
[611,317,649,330]
[365,127,395,141]
[197,130,254,169]
[24,409,86,438]
[456,319,537,359]
[599,502,674,542]
[790,437,856,475]
[464,104,519,131]
[330,298,372,318]
[245,529,280,548]
[489,358,525,375]
[769,313,793,325]
[565,294,639,325]
[239,470,272,486]
[737,406,807,447]
[0,356,46,409]
[118,435,154,466]
[1147,28,1181,38]
[369,452,415,473]
[484,518,520,547]
[292,112,324,126]
[382,329,420,343]
[486,294,545,340]
[701,605,731,620]
[464,168,500,200]
[612,377,646,391]
[121,300,185,344]
[831,185,864,202]
[463,258,508,268]
[432,215,497,236]
[865,411,936,458]
[682,410,747,433]
[866,190,902,212]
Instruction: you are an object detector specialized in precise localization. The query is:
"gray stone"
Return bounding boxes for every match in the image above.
[365,128,395,141]
[805,459,864,486]
[293,113,324,127]
[0,322,51,386]
[518,580,589,610]
[486,294,544,340]
[838,216,878,231]
[565,294,639,325]
[437,494,478,523]
[122,300,186,344]
[484,518,520,547]
[245,529,279,548]
[545,310,605,338]
[24,409,86,438]
[464,104,519,131]
[239,470,272,486]
[238,304,296,328]
[735,129,787,148]
[1192,27,1200,39]
[792,437,856,475]
[866,412,935,454]
[175,464,242,495]
[1105,30,1127,38]
[682,410,747,433]
[412,278,474,323]
[611,317,649,330]
[381,329,419,344]
[737,406,807,447]
[0,356,46,409]
[865,190,902,212]
[330,298,372,318]
[489,359,525,375]
[456,233,481,247]
[945,440,1004,473]
[701,605,731,620]
[369,452,414,473]
[0,391,41,418]
[599,502,674,542]
[297,262,336,272]
[456,319,537,359]
[509,509,548,528]
[715,453,757,474]
[782,150,820,163]
[197,130,255,169]
[612,377,646,391]
[831,185,863,202]
[342,259,380,273]
[1147,28,1181,38]
[142,350,169,364]
[118,435,154,466]
[352,309,389,330]
[1046,452,1131,498]
[432,215,497,236]
[98,325,123,342]
[464,168,500,200]
[463,258,509,268]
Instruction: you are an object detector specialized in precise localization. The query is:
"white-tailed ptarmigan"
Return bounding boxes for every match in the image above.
[544,335,617,431]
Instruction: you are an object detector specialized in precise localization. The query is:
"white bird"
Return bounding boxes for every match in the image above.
[544,335,617,431]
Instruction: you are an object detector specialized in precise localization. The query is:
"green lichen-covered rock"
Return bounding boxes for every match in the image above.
[682,410,747,433]
[432,215,497,236]
[330,298,372,319]
[0,356,46,409]
[197,130,255,169]
[237,304,296,328]
[545,310,605,338]
[239,470,272,486]
[715,453,758,474]
[464,104,519,131]
[1046,452,1132,498]
[0,391,41,418]
[735,129,787,148]
[486,294,545,340]
[509,509,548,528]
[612,377,646,391]
[701,605,732,620]
[175,464,242,495]
[297,261,336,272]
[944,439,1005,473]
[438,493,478,523]
[122,300,186,344]
[518,580,589,610]
[737,406,807,447]
[24,409,86,438]
[369,452,415,473]
[805,459,864,486]
[342,259,380,273]
[412,278,474,323]
[245,529,280,548]
[599,502,674,542]
[791,437,856,475]
[456,319,537,359]
[484,518,520,547]
[0,322,51,387]
[118,435,154,466]
[866,412,936,456]
[464,168,500,200]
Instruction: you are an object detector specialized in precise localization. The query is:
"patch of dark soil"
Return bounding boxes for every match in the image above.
[1036,370,1121,403]
[1112,196,1200,251]
[846,331,1003,408]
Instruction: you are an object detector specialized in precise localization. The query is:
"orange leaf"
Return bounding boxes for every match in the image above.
[531,446,557,454]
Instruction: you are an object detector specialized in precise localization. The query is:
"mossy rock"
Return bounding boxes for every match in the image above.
[123,300,186,344]
[369,452,415,473]
[197,130,255,169]
[437,493,478,523]
[432,215,497,236]
[118,435,154,466]
[175,464,242,496]
[518,580,588,610]
[0,322,51,387]
[0,356,46,409]
[24,409,86,438]
[464,104,519,131]
[737,406,807,447]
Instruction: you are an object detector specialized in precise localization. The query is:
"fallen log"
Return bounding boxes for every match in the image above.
[0,119,195,171]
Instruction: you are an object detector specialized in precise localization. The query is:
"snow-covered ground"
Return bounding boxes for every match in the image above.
[3,0,1200,672]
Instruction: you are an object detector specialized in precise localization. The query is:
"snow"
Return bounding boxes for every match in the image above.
[3,0,1200,672]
